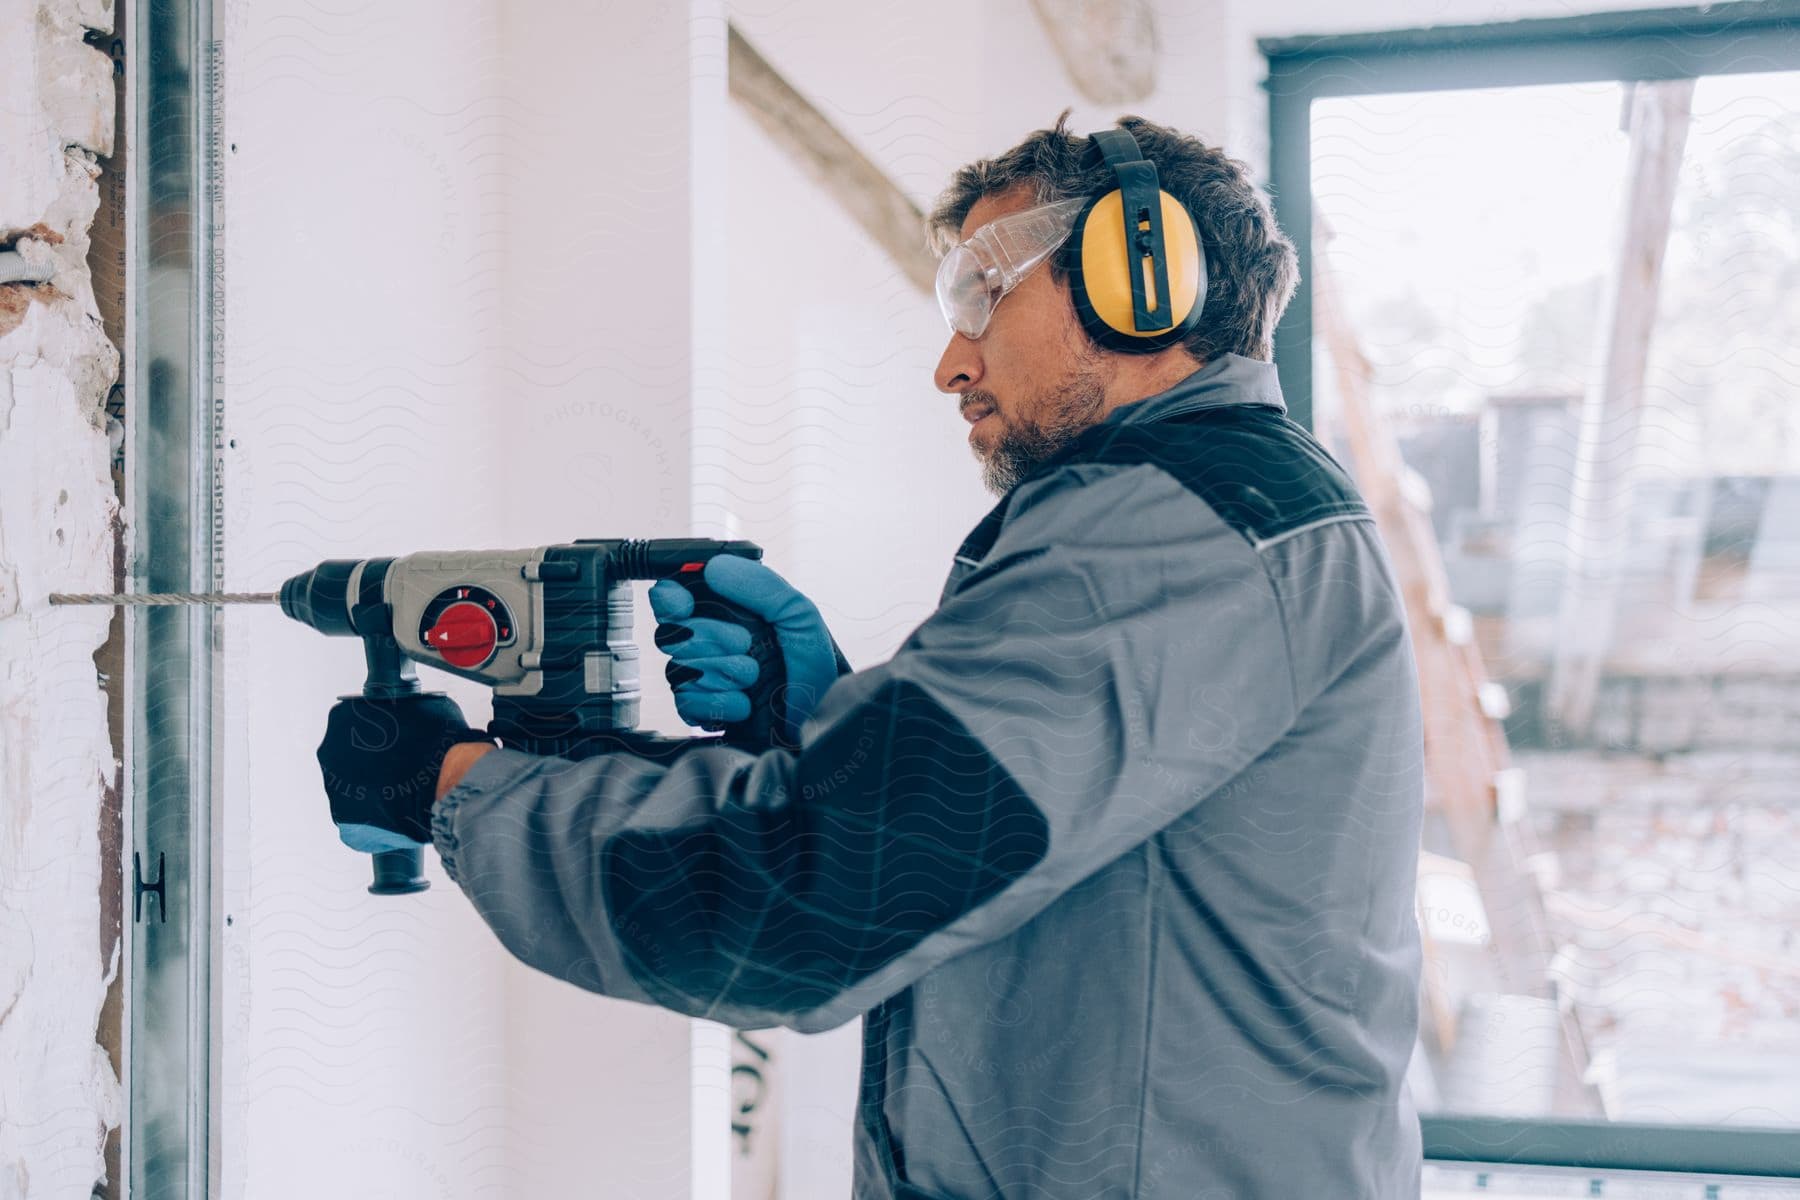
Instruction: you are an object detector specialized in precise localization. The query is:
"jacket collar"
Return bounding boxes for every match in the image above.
[950,355,1287,571]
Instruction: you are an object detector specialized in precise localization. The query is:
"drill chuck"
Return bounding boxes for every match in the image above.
[279,560,359,635]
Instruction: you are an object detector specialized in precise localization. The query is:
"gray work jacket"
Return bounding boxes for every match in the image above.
[433,353,1425,1198]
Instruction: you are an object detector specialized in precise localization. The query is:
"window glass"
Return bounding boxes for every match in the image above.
[1313,72,1800,1130]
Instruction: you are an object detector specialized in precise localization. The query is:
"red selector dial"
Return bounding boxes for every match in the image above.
[426,600,498,668]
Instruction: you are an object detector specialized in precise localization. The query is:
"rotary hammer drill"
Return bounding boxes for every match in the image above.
[277,537,789,895]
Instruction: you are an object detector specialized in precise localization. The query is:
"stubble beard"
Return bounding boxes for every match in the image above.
[970,362,1108,496]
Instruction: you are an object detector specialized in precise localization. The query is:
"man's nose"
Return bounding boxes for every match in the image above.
[934,333,983,394]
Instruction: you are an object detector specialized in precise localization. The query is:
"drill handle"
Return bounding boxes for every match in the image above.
[362,634,428,896]
[361,633,421,699]
[681,574,796,752]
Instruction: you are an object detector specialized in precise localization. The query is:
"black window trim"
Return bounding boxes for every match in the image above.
[1261,0,1800,1179]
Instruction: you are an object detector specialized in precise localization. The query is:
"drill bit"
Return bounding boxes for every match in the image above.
[49,591,278,606]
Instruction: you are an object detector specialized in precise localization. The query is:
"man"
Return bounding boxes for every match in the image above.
[319,114,1425,1198]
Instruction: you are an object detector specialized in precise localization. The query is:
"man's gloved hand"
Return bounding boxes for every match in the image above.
[315,693,495,853]
[649,555,849,744]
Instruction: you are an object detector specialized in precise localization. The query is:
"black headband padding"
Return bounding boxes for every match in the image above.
[1084,128,1174,334]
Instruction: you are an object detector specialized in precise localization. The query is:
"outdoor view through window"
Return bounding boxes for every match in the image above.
[1312,71,1800,1129]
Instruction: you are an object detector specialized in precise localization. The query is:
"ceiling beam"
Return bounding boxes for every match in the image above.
[1028,0,1158,105]
[726,24,936,294]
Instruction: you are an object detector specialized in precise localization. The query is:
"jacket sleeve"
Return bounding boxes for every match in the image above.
[431,461,1301,1033]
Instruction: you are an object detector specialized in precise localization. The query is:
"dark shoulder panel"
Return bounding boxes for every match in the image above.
[1061,406,1370,547]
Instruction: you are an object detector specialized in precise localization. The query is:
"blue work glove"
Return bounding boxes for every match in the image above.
[649,555,849,744]
[315,694,495,853]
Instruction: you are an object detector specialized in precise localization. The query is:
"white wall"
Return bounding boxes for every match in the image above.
[219,2,513,1194]
[219,1,728,1195]
[488,2,732,1196]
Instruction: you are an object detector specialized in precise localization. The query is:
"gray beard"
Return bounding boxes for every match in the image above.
[973,369,1107,495]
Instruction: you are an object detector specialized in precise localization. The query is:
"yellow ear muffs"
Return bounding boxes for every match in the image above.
[1064,128,1207,353]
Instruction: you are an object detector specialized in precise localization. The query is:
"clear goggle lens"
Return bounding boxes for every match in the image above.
[936,244,998,338]
[935,196,1088,339]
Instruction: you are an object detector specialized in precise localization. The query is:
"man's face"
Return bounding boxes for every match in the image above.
[934,187,1110,496]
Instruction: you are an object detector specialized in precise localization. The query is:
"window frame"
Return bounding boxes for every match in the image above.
[1261,0,1800,1179]
[1262,0,1800,433]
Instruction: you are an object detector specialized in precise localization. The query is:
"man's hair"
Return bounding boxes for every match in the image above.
[927,112,1299,363]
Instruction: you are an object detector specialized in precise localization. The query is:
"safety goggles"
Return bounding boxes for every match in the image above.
[935,196,1089,339]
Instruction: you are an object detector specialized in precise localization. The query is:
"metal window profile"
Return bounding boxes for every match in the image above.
[1423,1116,1800,1180]
[126,0,223,1193]
[1260,0,1800,1180]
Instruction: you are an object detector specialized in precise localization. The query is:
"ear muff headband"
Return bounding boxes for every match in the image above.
[1064,128,1206,352]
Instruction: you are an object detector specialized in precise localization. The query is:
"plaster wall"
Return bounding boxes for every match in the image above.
[488,2,732,1196]
[215,2,514,1193]
[217,0,726,1195]
[0,0,123,1196]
